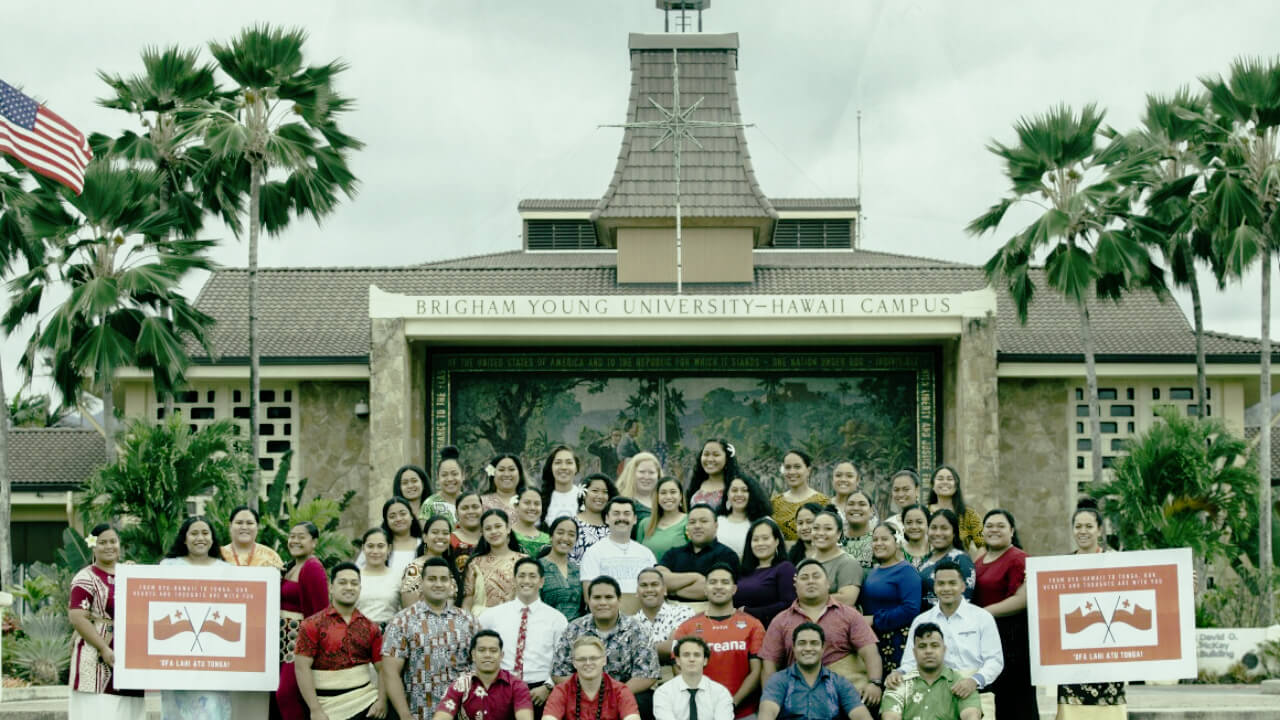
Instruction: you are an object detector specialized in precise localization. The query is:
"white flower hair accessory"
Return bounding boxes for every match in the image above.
[85,534,98,549]
[779,464,787,474]
[725,443,736,457]
[484,464,497,477]
[508,495,520,508]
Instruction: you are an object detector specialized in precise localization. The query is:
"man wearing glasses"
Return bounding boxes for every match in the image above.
[543,636,641,720]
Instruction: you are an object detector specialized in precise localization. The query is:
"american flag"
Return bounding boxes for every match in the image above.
[0,78,92,194]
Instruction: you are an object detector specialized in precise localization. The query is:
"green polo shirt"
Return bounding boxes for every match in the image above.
[881,666,981,720]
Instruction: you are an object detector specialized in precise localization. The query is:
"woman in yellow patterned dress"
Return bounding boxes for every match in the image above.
[928,464,984,554]
[461,508,528,617]
[771,449,829,542]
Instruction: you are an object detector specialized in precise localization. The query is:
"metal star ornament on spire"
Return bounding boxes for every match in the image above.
[601,48,752,293]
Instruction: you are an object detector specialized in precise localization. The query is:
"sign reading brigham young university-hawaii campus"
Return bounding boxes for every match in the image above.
[369,287,997,322]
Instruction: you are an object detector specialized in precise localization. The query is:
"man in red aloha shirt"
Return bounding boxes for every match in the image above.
[433,630,534,720]
[295,562,387,720]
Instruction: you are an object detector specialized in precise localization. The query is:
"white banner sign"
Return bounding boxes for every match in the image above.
[1026,548,1196,685]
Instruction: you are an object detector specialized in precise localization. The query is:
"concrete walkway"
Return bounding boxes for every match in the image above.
[4,684,1280,719]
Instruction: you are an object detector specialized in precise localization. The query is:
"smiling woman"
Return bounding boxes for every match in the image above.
[159,517,233,719]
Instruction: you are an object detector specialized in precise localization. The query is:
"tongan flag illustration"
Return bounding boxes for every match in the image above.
[1059,590,1158,650]
[147,602,248,658]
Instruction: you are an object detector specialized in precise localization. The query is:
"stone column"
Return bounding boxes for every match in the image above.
[951,313,1000,514]
[369,317,413,528]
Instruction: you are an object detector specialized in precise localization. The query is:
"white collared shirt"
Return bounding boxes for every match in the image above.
[898,598,1004,688]
[580,536,658,593]
[479,597,568,684]
[653,673,736,720]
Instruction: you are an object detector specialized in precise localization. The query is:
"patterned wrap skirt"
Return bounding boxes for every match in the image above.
[280,610,304,664]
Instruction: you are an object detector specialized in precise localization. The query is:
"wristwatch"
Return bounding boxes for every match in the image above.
[868,678,884,688]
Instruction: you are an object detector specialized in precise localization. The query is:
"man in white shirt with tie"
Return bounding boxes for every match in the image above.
[885,559,1002,719]
[481,557,569,710]
[654,635,735,720]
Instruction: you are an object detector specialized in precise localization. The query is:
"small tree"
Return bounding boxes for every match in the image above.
[80,415,251,563]
[1089,410,1257,598]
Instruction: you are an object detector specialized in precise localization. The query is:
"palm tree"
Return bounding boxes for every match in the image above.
[94,46,232,416]
[1122,89,1217,419]
[0,167,49,588]
[1188,57,1280,623]
[969,104,1166,486]
[191,24,362,503]
[8,390,71,428]
[4,159,215,460]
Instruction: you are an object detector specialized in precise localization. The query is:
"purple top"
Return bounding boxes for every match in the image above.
[734,560,796,629]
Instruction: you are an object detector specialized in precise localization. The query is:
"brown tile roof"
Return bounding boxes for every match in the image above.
[517,197,860,213]
[187,249,1269,365]
[593,34,774,220]
[8,428,103,488]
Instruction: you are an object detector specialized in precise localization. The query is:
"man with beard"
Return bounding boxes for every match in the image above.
[581,498,657,615]
[881,623,981,720]
[759,559,882,708]
[671,564,764,719]
[757,623,870,720]
[433,630,534,720]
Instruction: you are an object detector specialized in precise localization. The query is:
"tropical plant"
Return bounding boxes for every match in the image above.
[0,166,48,589]
[190,24,362,500]
[1177,56,1280,624]
[3,562,60,612]
[79,415,251,563]
[1120,88,1217,419]
[7,390,71,428]
[7,610,72,685]
[4,158,216,461]
[1089,409,1257,601]
[969,103,1167,486]
[243,451,357,567]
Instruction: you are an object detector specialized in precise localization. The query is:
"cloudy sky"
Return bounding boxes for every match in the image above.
[4,1,1279,397]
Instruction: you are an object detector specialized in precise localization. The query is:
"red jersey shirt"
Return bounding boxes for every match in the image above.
[673,611,765,718]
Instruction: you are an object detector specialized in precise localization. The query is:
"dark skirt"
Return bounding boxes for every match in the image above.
[990,611,1039,718]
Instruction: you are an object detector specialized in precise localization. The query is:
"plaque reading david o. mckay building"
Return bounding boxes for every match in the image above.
[93,26,1276,555]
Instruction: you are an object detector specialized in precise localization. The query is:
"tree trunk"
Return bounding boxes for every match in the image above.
[102,364,115,463]
[248,160,262,510]
[1260,246,1273,625]
[1080,303,1104,485]
[0,353,12,589]
[1190,269,1208,420]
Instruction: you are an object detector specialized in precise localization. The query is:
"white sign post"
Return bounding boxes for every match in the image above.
[1026,548,1196,685]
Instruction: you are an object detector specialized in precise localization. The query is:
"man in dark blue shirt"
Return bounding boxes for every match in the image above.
[757,623,870,720]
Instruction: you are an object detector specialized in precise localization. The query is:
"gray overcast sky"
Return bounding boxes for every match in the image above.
[4,1,1278,397]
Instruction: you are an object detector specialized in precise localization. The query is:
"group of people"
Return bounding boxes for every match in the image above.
[66,437,1124,720]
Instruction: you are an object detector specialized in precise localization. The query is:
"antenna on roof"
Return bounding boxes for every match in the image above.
[856,109,864,249]
[658,0,709,32]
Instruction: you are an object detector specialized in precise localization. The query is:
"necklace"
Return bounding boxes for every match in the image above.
[573,675,606,720]
[230,544,256,566]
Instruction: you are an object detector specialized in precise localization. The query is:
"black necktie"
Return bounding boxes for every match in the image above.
[687,687,699,720]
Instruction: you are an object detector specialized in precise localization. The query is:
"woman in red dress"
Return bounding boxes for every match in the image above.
[973,508,1038,718]
[276,521,329,720]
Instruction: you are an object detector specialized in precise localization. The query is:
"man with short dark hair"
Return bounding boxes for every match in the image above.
[672,563,764,719]
[582,497,658,615]
[481,557,568,709]
[887,560,1001,720]
[653,636,735,720]
[658,504,739,602]
[384,556,481,719]
[881,623,981,720]
[633,568,695,662]
[759,559,882,707]
[295,562,386,720]
[433,630,535,720]
[551,576,661,714]
[757,623,871,720]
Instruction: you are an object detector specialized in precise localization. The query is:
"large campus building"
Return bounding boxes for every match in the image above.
[19,27,1269,557]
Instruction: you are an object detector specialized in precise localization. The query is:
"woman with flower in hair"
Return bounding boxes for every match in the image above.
[423,446,465,523]
[67,524,145,719]
[461,508,528,616]
[770,449,828,541]
[685,438,739,509]
[481,452,527,512]
[571,473,616,565]
[511,487,551,556]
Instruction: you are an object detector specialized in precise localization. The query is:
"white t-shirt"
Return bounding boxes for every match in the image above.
[355,570,401,623]
[716,516,752,558]
[544,488,582,525]
[580,537,658,593]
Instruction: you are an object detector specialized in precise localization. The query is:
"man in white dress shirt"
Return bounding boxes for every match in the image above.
[481,557,569,710]
[885,560,1002,719]
[654,635,736,720]
[581,497,658,615]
